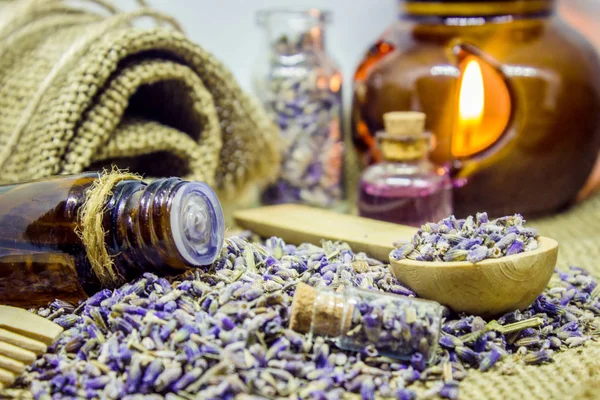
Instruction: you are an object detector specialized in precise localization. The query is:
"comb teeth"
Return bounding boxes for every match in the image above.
[0,328,47,354]
[0,306,63,388]
[0,354,26,374]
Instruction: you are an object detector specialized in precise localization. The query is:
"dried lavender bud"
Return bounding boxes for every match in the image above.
[396,388,417,400]
[443,249,469,262]
[514,336,541,348]
[391,244,415,260]
[547,336,563,349]
[410,353,426,372]
[565,336,588,348]
[505,239,525,256]
[479,347,504,372]
[439,335,462,349]
[439,381,460,400]
[360,376,375,400]
[523,350,554,365]
[467,246,488,263]
[392,213,539,263]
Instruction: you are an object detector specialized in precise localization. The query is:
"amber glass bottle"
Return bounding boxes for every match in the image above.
[352,0,600,218]
[0,173,225,307]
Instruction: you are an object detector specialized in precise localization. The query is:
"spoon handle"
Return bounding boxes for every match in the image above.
[234,204,417,261]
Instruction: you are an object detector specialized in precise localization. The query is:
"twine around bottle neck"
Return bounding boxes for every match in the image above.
[77,168,143,288]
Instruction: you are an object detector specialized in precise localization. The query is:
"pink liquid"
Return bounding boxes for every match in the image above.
[357,164,452,227]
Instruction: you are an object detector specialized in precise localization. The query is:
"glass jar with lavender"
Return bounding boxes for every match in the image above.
[290,283,443,362]
[254,9,345,210]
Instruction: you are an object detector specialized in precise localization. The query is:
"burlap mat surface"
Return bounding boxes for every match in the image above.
[445,195,600,400]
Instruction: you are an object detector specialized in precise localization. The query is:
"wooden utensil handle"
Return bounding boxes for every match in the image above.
[234,204,417,261]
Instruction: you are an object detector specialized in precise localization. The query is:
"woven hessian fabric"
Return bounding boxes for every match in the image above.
[0,2,280,200]
[448,195,600,400]
[393,195,600,400]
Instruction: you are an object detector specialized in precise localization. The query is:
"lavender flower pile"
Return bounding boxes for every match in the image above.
[8,236,599,400]
[340,289,442,362]
[392,213,539,263]
[259,33,344,209]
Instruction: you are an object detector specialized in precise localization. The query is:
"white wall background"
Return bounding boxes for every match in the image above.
[118,0,397,93]
[116,0,598,95]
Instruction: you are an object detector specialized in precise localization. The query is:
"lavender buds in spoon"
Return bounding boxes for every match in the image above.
[389,213,559,317]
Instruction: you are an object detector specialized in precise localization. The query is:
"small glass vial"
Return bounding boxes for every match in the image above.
[357,112,452,227]
[253,9,345,210]
[0,172,225,308]
[290,283,443,362]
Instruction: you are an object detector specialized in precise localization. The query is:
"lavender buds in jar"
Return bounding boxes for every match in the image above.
[253,9,345,209]
[290,282,443,361]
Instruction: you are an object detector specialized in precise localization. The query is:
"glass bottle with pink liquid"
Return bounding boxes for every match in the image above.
[357,112,452,227]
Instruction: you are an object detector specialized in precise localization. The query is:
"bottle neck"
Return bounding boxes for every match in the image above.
[258,10,329,55]
[384,155,427,165]
[103,178,224,280]
[379,135,430,163]
[398,0,555,23]
[270,26,326,55]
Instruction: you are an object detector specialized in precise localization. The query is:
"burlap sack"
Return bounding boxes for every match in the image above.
[372,195,600,400]
[0,0,280,202]
[421,195,600,400]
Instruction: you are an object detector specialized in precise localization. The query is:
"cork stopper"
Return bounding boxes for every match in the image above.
[380,111,429,161]
[289,282,317,334]
[289,283,353,337]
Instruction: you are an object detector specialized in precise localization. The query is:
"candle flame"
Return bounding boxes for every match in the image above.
[459,60,485,127]
[453,57,512,159]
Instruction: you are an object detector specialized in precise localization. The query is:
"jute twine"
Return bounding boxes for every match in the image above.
[76,168,142,288]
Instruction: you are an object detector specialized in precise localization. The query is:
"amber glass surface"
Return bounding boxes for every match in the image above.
[0,174,216,308]
[0,174,97,307]
[352,1,600,217]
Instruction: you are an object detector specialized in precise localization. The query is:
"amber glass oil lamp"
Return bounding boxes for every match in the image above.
[352,0,600,218]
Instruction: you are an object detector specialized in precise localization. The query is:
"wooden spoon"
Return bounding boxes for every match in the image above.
[234,205,559,316]
[389,237,559,317]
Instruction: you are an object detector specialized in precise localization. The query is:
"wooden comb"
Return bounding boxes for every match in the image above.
[0,305,63,389]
